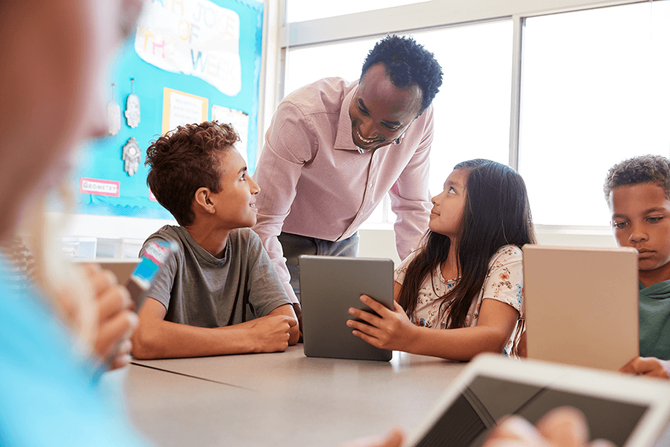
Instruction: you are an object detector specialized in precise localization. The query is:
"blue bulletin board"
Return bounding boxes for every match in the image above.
[75,0,264,220]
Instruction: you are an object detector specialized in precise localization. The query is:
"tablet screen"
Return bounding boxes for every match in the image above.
[300,256,394,361]
[415,374,648,447]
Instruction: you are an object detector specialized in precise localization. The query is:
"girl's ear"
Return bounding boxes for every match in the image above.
[193,187,215,214]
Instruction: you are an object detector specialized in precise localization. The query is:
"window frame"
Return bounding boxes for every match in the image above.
[259,0,658,232]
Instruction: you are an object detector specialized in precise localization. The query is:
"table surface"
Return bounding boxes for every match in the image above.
[107,345,468,447]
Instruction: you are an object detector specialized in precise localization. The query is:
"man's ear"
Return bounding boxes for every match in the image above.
[193,187,215,214]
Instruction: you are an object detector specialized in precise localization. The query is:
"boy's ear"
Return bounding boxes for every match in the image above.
[193,187,216,214]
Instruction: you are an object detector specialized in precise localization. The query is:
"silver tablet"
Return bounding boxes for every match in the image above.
[523,244,639,371]
[404,354,670,447]
[299,255,395,361]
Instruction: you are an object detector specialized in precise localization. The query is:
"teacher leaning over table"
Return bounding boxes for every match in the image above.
[252,35,444,324]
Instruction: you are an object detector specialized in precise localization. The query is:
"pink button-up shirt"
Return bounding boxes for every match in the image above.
[253,77,433,303]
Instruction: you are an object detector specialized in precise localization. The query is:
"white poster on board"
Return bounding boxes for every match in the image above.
[135,0,241,96]
[162,88,208,134]
[212,105,249,163]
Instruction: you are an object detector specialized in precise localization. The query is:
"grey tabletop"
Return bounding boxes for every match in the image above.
[107,345,468,447]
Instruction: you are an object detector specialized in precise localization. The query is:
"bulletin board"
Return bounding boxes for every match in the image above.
[75,0,264,220]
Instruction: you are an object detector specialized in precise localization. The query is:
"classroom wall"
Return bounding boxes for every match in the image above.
[278,0,645,48]
[358,226,617,266]
[57,212,616,260]
[58,0,630,259]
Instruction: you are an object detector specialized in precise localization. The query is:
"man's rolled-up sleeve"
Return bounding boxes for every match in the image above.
[252,102,316,304]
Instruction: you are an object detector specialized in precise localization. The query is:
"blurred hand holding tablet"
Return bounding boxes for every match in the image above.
[403,354,670,447]
[84,240,177,380]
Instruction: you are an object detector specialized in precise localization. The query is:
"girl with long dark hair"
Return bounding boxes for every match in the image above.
[347,159,536,360]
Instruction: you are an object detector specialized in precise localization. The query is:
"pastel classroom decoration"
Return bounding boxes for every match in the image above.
[75,0,264,220]
[135,0,242,96]
[122,137,141,177]
[108,83,121,136]
[125,78,141,128]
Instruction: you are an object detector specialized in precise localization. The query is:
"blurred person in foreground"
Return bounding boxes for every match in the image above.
[0,0,146,445]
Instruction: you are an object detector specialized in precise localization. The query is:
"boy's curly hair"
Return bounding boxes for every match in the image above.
[361,35,443,114]
[604,155,670,206]
[145,121,239,226]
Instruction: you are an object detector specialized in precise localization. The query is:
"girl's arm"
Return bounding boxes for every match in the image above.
[347,286,519,360]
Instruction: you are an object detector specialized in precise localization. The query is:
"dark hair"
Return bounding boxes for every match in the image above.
[361,35,443,113]
[397,159,536,329]
[145,121,239,226]
[604,155,670,206]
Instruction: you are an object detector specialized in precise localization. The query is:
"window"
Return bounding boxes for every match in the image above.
[279,0,670,230]
[284,20,513,223]
[285,0,431,23]
[416,21,513,197]
[284,38,377,97]
[519,1,670,226]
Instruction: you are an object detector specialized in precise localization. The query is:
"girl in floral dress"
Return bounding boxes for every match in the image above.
[347,159,536,360]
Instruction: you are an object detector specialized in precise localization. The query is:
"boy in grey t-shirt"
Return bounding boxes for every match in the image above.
[131,122,299,360]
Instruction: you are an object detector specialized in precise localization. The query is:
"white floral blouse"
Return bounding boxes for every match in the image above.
[394,245,524,357]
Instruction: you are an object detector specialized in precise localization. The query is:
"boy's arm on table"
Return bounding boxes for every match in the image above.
[267,303,300,345]
[620,356,670,378]
[131,298,297,359]
[347,282,519,361]
[245,231,300,345]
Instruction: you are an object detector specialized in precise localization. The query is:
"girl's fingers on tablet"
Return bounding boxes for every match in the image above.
[348,306,382,327]
[360,294,390,314]
[347,319,376,335]
[351,328,381,348]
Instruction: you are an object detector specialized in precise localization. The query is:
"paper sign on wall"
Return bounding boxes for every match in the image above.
[135,0,242,96]
[212,105,249,163]
[162,87,209,134]
[80,178,121,197]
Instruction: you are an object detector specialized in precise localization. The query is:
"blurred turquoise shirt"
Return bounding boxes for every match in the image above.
[0,256,148,446]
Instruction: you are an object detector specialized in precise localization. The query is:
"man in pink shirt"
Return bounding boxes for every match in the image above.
[253,35,443,320]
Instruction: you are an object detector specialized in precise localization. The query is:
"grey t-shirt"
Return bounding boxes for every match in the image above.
[141,226,291,327]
